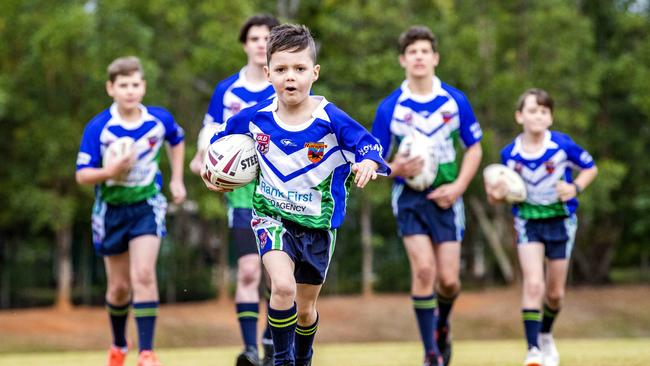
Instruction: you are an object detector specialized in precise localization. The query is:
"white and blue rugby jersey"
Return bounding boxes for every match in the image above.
[211,97,390,230]
[76,104,185,205]
[501,130,595,219]
[203,67,275,210]
[372,77,482,188]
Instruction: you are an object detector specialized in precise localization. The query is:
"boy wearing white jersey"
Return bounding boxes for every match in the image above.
[202,24,389,366]
[371,26,483,366]
[189,14,279,366]
[485,89,597,366]
[76,56,186,366]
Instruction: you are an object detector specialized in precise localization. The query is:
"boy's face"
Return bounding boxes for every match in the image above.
[399,39,439,79]
[515,95,553,134]
[244,25,271,67]
[106,72,146,111]
[265,48,319,107]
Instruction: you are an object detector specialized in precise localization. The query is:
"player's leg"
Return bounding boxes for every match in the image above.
[292,227,334,366]
[233,219,264,365]
[104,252,131,366]
[263,250,297,365]
[294,284,322,366]
[518,241,545,366]
[129,234,162,366]
[404,234,441,364]
[95,199,132,366]
[433,241,460,366]
[540,215,576,366]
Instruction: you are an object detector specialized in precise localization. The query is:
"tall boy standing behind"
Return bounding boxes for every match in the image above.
[189,14,279,366]
[202,24,390,366]
[371,26,483,366]
[76,56,186,366]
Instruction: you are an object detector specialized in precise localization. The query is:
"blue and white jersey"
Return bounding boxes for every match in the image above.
[372,77,482,188]
[203,67,276,126]
[501,130,595,219]
[76,104,184,205]
[212,96,390,230]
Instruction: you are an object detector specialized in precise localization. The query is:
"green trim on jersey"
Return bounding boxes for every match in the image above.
[100,149,162,205]
[253,172,343,229]
[226,181,255,209]
[433,162,459,187]
[517,202,569,220]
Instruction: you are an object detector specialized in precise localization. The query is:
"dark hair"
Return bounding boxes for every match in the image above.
[398,25,438,54]
[239,14,280,44]
[266,24,317,64]
[516,88,554,113]
[107,56,143,82]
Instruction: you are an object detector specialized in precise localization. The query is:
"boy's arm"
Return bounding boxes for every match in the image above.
[75,157,132,185]
[427,142,482,208]
[75,120,133,185]
[556,134,597,202]
[167,141,187,204]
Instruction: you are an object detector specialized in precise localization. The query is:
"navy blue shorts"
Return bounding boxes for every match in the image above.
[515,215,577,260]
[91,194,167,256]
[392,184,465,243]
[252,216,335,285]
[228,207,257,257]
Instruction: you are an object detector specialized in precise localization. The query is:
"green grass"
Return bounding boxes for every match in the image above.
[0,339,648,365]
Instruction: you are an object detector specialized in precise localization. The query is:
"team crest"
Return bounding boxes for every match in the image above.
[404,113,413,125]
[544,161,555,174]
[258,231,268,249]
[442,111,454,123]
[148,136,158,147]
[305,142,327,163]
[515,162,524,173]
[230,102,242,114]
[256,134,270,154]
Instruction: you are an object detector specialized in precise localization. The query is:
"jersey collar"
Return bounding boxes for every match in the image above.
[512,130,557,159]
[399,76,442,102]
[109,103,152,128]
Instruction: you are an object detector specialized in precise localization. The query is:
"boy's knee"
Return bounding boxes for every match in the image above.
[272,281,296,302]
[132,268,156,289]
[546,289,564,307]
[414,267,435,287]
[107,282,131,303]
[437,276,460,295]
[238,263,261,288]
[524,281,545,299]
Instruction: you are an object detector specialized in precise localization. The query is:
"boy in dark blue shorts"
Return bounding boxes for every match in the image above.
[76,56,186,366]
[485,88,597,366]
[189,14,280,366]
[202,24,390,366]
[371,26,483,366]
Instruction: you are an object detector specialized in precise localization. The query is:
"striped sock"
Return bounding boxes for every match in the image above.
[133,301,159,352]
[522,308,542,349]
[295,313,319,365]
[107,302,129,348]
[268,303,297,364]
[436,293,457,330]
[413,294,439,356]
[236,303,259,349]
[541,303,560,333]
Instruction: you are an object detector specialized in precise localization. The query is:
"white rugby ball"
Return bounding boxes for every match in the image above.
[483,164,527,203]
[204,134,259,189]
[397,133,438,191]
[197,124,220,151]
[103,137,135,182]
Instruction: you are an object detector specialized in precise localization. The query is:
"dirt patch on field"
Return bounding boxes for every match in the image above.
[1,285,648,352]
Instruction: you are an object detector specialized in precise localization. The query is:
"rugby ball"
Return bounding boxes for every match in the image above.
[197,124,220,151]
[103,137,135,181]
[397,133,438,191]
[204,134,259,189]
[483,164,527,203]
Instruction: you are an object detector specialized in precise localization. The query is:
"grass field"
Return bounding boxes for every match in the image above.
[0,339,648,366]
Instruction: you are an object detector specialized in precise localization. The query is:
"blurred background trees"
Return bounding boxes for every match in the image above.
[0,0,648,308]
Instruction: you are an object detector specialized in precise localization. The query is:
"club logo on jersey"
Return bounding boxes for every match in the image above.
[256,134,270,154]
[404,113,413,125]
[544,161,555,174]
[258,230,268,249]
[305,142,327,163]
[148,137,158,148]
[230,102,242,114]
[442,111,454,123]
[515,162,524,174]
